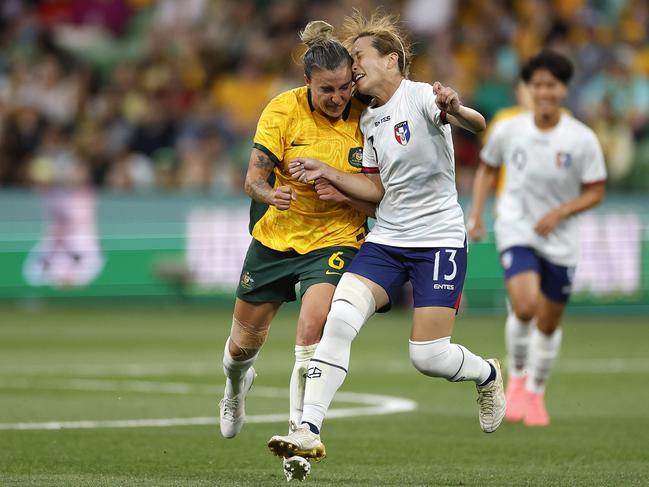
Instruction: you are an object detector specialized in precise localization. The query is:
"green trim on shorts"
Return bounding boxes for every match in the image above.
[236,239,358,303]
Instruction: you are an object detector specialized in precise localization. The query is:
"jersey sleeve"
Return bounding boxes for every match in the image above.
[480,119,507,168]
[580,130,607,184]
[252,94,289,165]
[417,83,448,128]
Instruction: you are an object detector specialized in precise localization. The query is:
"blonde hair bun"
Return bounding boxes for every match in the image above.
[300,20,335,48]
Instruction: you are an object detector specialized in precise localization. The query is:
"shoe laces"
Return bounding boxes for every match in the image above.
[220,397,240,421]
[477,386,496,414]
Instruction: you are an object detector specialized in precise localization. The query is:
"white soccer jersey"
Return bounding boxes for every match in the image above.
[480,112,607,266]
[360,79,466,248]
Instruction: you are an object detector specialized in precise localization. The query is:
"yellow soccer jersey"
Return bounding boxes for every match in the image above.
[250,86,367,254]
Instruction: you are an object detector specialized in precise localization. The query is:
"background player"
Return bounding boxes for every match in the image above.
[267,9,506,462]
[468,50,607,426]
[218,20,375,481]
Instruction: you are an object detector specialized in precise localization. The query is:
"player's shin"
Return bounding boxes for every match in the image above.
[526,327,562,394]
[300,301,360,431]
[409,337,492,383]
[289,343,318,425]
[505,313,534,377]
[223,337,258,396]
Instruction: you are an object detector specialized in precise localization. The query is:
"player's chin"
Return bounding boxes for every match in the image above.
[325,106,345,118]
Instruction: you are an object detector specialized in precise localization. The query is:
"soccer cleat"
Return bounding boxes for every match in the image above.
[268,423,326,461]
[504,375,527,422]
[283,455,311,482]
[219,367,256,438]
[524,392,550,427]
[476,359,506,433]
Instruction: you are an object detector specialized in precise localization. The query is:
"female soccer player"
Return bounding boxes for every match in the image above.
[218,21,375,480]
[267,10,505,461]
[468,51,606,426]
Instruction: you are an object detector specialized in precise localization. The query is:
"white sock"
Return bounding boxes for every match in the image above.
[222,337,257,397]
[409,337,492,384]
[505,313,534,378]
[300,300,365,431]
[289,343,318,424]
[526,327,562,394]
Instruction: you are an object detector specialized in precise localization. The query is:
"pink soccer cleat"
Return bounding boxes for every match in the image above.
[524,392,550,427]
[504,376,527,422]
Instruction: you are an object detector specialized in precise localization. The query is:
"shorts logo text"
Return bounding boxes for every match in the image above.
[434,283,455,290]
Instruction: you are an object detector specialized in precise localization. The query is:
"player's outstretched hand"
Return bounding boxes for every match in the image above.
[271,186,296,210]
[433,81,461,115]
[315,178,348,203]
[289,158,327,184]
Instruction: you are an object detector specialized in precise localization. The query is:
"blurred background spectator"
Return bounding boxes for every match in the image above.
[0,0,648,194]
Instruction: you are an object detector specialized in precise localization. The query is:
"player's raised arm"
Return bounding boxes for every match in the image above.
[289,157,384,203]
[433,81,486,133]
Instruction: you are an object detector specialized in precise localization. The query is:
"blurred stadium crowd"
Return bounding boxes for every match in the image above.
[0,0,648,194]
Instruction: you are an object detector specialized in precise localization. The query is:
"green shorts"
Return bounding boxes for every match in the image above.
[236,239,358,303]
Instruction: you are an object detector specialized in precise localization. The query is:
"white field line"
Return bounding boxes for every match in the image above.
[0,380,417,431]
[1,358,649,377]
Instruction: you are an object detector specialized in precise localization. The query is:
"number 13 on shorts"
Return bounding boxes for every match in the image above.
[413,245,467,309]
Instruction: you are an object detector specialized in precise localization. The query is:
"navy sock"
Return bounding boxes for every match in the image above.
[478,363,496,387]
[302,421,320,434]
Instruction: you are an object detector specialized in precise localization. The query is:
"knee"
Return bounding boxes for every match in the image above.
[229,316,268,360]
[512,301,537,322]
[296,315,325,345]
[409,337,455,379]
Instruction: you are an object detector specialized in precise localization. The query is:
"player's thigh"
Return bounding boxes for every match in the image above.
[296,246,358,344]
[505,271,541,319]
[350,273,390,311]
[346,242,408,312]
[536,294,566,334]
[502,247,542,319]
[411,306,457,341]
[296,282,336,345]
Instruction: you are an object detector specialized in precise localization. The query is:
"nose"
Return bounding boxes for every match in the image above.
[331,93,343,105]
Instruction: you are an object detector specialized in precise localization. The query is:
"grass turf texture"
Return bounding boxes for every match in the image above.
[0,305,648,486]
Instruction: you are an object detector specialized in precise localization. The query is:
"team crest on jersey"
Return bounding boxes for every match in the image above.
[348,147,363,168]
[555,151,572,168]
[240,271,255,289]
[394,121,410,145]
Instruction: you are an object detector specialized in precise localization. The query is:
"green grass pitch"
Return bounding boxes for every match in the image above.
[0,305,648,486]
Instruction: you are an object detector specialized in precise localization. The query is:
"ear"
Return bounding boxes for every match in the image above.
[387,52,400,71]
[304,74,311,87]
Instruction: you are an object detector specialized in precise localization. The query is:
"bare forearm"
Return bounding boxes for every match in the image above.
[325,168,384,203]
[470,164,497,221]
[556,184,606,219]
[448,106,486,133]
[345,196,377,218]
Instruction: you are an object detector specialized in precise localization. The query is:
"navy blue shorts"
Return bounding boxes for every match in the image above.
[500,246,575,304]
[346,241,467,311]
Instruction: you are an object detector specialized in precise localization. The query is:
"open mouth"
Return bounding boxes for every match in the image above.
[353,73,366,83]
